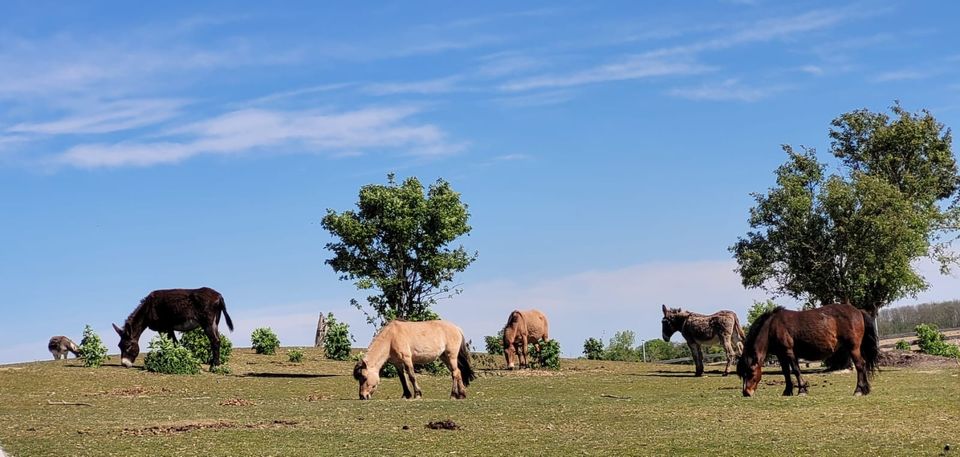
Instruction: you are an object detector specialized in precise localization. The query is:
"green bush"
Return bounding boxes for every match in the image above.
[583,337,604,360]
[288,348,305,363]
[895,339,911,351]
[78,325,108,368]
[144,334,200,375]
[604,331,640,362]
[180,329,232,365]
[485,330,504,355]
[323,313,353,361]
[915,324,960,358]
[528,339,561,370]
[251,327,280,355]
[211,364,232,375]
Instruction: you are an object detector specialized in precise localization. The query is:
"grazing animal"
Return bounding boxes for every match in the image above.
[502,309,550,369]
[661,305,745,376]
[113,287,234,370]
[353,320,475,400]
[48,336,80,360]
[737,303,879,397]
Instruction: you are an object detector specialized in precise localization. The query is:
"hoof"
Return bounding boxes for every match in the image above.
[854,391,863,397]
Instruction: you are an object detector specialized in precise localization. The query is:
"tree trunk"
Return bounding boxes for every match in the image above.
[314,313,327,348]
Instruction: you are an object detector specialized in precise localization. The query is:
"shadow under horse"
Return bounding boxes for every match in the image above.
[737,303,879,397]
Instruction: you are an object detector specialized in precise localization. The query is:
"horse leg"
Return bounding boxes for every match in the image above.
[789,357,809,395]
[203,325,220,369]
[396,361,413,399]
[777,355,794,396]
[850,348,870,396]
[520,336,529,369]
[402,356,422,398]
[721,336,736,377]
[689,342,704,377]
[443,352,467,399]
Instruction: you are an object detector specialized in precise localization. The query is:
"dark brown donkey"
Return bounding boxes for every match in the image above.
[113,287,233,370]
[661,305,745,376]
[736,303,879,397]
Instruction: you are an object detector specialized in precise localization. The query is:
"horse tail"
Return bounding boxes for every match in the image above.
[220,295,234,332]
[458,332,475,386]
[859,309,880,377]
[732,314,746,355]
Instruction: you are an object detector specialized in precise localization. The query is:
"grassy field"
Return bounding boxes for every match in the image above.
[0,348,957,456]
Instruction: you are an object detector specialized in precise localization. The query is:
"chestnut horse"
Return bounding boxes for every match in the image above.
[113,287,233,370]
[737,303,879,397]
[502,309,549,369]
[353,320,475,400]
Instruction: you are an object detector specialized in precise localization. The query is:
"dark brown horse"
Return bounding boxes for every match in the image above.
[113,287,234,370]
[737,303,879,397]
[661,305,744,376]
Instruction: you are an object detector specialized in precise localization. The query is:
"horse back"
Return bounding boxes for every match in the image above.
[140,287,223,330]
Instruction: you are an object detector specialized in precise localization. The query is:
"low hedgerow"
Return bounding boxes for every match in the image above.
[78,325,108,368]
[180,328,232,366]
[251,327,280,355]
[915,324,960,358]
[144,334,201,375]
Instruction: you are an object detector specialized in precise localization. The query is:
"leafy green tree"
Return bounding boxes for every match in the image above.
[746,299,779,329]
[485,330,504,355]
[78,325,108,368]
[732,104,960,316]
[604,331,639,362]
[582,337,604,360]
[251,327,280,355]
[322,174,476,325]
[642,339,691,361]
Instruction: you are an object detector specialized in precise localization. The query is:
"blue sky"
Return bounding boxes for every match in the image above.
[3,1,960,363]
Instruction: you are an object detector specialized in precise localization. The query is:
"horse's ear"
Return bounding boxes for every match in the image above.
[112,323,123,337]
[661,304,668,315]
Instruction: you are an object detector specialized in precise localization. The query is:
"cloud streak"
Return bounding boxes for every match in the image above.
[668,79,788,102]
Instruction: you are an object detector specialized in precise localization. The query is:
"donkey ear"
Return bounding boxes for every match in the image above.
[112,323,123,336]
[661,304,668,315]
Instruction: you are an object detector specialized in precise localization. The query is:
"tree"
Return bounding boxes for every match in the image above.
[323,174,476,325]
[582,337,604,360]
[746,299,779,329]
[731,104,960,316]
[604,330,639,362]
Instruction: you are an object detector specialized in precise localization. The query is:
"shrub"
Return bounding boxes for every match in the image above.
[915,324,960,358]
[251,327,280,355]
[528,339,561,370]
[180,328,232,365]
[288,348,305,363]
[485,330,504,355]
[78,325,108,368]
[323,313,353,361]
[583,337,604,360]
[895,339,911,351]
[211,364,232,375]
[605,331,639,362]
[144,334,200,375]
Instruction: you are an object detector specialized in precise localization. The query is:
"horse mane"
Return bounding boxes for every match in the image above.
[737,306,784,378]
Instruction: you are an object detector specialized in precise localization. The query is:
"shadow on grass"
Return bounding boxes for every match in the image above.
[630,369,728,378]
[242,372,340,379]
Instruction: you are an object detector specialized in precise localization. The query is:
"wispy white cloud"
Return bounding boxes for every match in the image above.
[51,106,462,168]
[492,90,576,108]
[872,69,936,82]
[668,78,788,102]
[363,76,463,95]
[800,65,824,76]
[500,56,711,91]
[475,52,546,78]
[241,83,356,107]
[8,99,186,135]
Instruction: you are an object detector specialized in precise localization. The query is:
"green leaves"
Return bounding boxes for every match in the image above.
[78,325,109,368]
[322,313,353,361]
[732,104,960,314]
[322,175,476,326]
[251,327,280,355]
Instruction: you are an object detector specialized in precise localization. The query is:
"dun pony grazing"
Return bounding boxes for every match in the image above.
[502,309,549,369]
[113,287,234,370]
[661,305,745,376]
[737,303,879,397]
[48,336,80,360]
[353,320,475,400]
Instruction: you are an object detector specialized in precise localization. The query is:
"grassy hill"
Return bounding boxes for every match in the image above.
[0,348,956,456]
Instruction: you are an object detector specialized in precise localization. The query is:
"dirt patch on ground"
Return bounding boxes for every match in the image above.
[878,351,959,369]
[426,420,460,430]
[219,398,255,406]
[121,419,297,436]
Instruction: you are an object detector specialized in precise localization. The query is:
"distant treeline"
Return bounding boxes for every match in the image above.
[878,300,960,336]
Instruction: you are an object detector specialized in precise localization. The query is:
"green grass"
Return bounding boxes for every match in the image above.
[0,348,957,456]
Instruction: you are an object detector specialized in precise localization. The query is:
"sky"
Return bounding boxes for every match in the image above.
[3,1,960,364]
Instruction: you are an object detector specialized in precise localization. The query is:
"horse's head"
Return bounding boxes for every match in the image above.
[112,323,139,368]
[660,305,685,341]
[353,359,379,400]
[737,352,762,397]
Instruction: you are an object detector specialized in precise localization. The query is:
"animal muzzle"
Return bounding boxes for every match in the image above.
[121,358,133,368]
